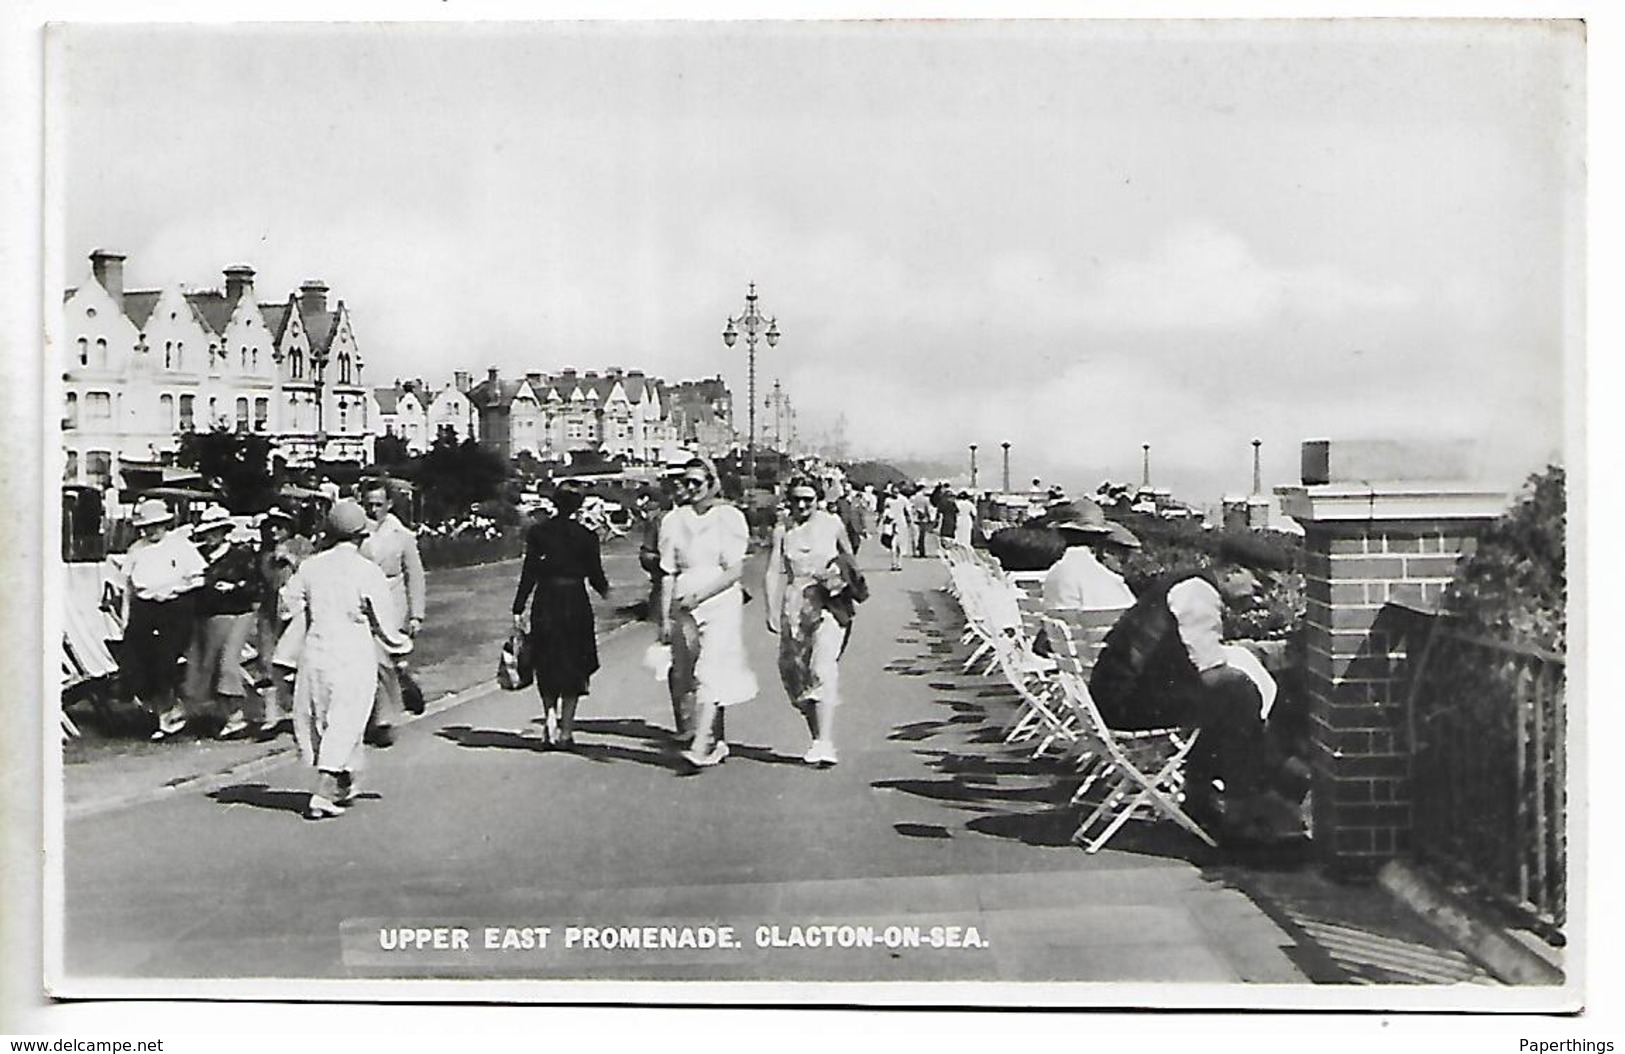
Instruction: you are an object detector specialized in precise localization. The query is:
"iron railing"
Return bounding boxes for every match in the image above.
[1403,613,1567,943]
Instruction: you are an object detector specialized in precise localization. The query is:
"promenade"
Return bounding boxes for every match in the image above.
[57,543,1490,992]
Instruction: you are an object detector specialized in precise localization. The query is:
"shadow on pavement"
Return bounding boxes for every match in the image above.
[207,782,309,815]
[436,720,697,775]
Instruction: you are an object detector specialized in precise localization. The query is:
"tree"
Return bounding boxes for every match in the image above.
[1444,464,1565,650]
[373,432,412,468]
[176,428,277,513]
[415,430,508,523]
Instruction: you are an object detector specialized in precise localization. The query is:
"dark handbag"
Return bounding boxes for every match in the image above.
[836,550,869,604]
[498,629,533,691]
[398,664,426,714]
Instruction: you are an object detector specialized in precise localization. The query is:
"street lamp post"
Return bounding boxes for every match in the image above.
[722,282,780,487]
[1142,443,1151,487]
[969,444,979,490]
[1000,441,1011,493]
[1251,437,1263,495]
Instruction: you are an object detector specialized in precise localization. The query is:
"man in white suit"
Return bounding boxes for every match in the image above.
[359,482,426,745]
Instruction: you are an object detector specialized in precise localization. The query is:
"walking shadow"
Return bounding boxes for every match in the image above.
[436,721,690,774]
[207,782,309,815]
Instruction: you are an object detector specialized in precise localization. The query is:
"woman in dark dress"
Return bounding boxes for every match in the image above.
[511,488,610,748]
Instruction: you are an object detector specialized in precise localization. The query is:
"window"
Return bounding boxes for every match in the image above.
[235,398,249,432]
[338,401,349,432]
[94,337,107,368]
[339,354,352,385]
[164,341,173,369]
[254,397,269,430]
[252,348,259,370]
[208,396,218,427]
[179,394,195,431]
[85,451,112,489]
[63,450,77,482]
[176,342,184,370]
[290,348,303,380]
[76,338,87,366]
[241,347,248,369]
[85,392,111,421]
[64,393,77,430]
[160,394,174,431]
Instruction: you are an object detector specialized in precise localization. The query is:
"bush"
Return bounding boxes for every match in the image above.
[1443,465,1565,652]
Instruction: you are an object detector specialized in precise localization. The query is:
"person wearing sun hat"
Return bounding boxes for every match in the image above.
[181,505,262,738]
[120,498,207,739]
[252,507,313,737]
[1040,499,1139,615]
[279,499,413,820]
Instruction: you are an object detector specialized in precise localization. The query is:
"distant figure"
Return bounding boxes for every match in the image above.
[879,485,913,571]
[909,485,932,558]
[953,491,978,547]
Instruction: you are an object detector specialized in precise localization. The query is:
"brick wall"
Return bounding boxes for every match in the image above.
[1279,457,1507,877]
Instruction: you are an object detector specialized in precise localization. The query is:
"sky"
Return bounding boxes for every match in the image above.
[53,19,1579,503]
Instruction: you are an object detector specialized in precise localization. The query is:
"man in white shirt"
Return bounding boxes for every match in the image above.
[359,483,426,744]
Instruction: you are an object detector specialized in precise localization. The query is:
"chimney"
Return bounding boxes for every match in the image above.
[487,366,500,386]
[561,367,577,379]
[585,370,599,379]
[454,370,471,393]
[223,265,255,305]
[526,371,543,388]
[90,250,125,310]
[299,279,329,316]
[608,365,624,378]
[628,369,645,378]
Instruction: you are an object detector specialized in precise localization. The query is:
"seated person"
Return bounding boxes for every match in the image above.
[1041,501,1139,613]
[1089,545,1304,845]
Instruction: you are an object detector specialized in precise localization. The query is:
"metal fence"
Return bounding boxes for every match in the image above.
[1403,613,1567,943]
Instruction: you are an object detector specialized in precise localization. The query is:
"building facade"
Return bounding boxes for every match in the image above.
[62,250,375,489]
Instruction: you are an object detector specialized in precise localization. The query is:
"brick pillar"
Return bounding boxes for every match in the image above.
[1278,441,1508,878]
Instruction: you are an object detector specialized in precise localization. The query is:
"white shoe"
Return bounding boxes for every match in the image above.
[304,795,346,821]
[683,741,729,768]
[804,741,838,767]
[217,715,249,738]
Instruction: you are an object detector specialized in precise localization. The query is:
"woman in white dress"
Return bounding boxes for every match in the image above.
[765,477,855,765]
[659,457,758,769]
[280,500,413,819]
[879,485,913,571]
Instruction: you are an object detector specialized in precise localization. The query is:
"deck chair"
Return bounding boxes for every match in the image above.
[1053,668,1216,853]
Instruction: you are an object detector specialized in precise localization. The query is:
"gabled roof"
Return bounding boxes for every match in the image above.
[299,299,336,355]
[185,290,234,337]
[122,290,162,330]
[260,301,291,344]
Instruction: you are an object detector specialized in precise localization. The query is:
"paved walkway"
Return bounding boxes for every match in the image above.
[58,545,1491,990]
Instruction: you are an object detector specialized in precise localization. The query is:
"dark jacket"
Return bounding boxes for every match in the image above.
[1088,569,1216,730]
[197,541,261,618]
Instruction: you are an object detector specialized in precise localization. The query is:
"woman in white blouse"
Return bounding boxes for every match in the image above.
[765,476,856,766]
[659,457,758,769]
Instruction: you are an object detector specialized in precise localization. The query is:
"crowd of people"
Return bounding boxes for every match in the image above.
[109,457,1302,843]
